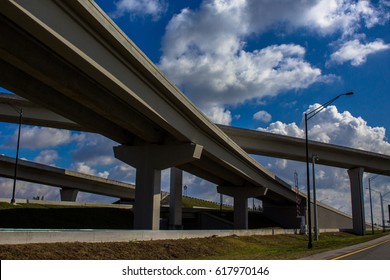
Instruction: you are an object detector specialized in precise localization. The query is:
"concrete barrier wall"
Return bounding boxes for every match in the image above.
[317,204,352,229]
[262,200,353,230]
[0,198,132,209]
[0,228,340,245]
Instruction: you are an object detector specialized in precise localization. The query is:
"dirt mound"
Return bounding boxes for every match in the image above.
[0,236,223,260]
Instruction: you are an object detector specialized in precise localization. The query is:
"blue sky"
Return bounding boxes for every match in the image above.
[1,0,390,225]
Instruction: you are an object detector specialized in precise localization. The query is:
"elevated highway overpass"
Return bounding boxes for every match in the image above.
[2,91,388,233]
[219,125,390,176]
[0,154,135,201]
[2,93,389,176]
[1,0,387,234]
[0,0,297,231]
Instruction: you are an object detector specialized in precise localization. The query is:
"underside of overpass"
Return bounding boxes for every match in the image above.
[0,0,298,231]
[1,92,383,233]
[1,0,386,234]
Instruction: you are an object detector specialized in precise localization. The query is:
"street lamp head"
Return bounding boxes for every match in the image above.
[306,91,354,120]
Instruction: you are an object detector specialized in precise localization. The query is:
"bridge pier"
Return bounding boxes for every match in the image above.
[169,167,183,229]
[348,167,366,235]
[114,143,202,230]
[217,185,267,229]
[60,188,78,201]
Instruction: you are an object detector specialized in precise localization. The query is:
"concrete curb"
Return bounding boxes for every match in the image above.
[0,228,340,245]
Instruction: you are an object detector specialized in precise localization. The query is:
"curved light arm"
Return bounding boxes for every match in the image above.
[306,92,353,121]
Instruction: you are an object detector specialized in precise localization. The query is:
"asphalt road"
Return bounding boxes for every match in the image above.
[301,234,390,260]
[334,237,390,260]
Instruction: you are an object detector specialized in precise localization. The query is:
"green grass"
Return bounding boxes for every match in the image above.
[194,231,390,259]
[1,231,388,260]
[182,196,232,210]
[0,202,70,209]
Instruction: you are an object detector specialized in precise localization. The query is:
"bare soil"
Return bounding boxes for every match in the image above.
[0,236,224,260]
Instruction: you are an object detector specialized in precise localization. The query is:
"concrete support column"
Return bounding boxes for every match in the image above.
[134,161,162,230]
[217,185,267,229]
[114,143,202,230]
[348,167,366,235]
[60,188,78,201]
[233,194,249,229]
[169,167,183,229]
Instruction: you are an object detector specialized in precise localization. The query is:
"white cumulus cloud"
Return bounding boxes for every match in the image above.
[8,127,82,149]
[259,104,390,154]
[255,105,390,217]
[72,133,117,167]
[111,0,167,20]
[253,110,272,123]
[160,40,324,113]
[259,121,303,138]
[34,150,59,165]
[0,178,61,201]
[301,0,385,36]
[329,39,390,66]
[73,162,109,179]
[158,0,389,119]
[203,106,232,125]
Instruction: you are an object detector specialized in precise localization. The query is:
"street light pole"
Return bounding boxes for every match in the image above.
[304,92,353,249]
[304,113,312,248]
[312,154,319,241]
[368,177,375,234]
[367,171,389,234]
[8,106,23,205]
[380,191,390,232]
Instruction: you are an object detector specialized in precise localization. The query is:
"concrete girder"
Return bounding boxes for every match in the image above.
[0,155,135,200]
[114,144,203,170]
[0,60,133,144]
[0,93,85,131]
[60,188,79,202]
[0,17,161,144]
[220,125,390,176]
[114,143,203,230]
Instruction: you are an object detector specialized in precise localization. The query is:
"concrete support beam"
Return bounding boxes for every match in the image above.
[348,167,366,235]
[0,155,135,200]
[60,188,78,202]
[217,185,267,229]
[169,167,183,229]
[114,143,202,230]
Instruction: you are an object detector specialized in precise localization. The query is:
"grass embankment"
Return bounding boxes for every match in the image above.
[0,231,388,260]
[181,196,232,210]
